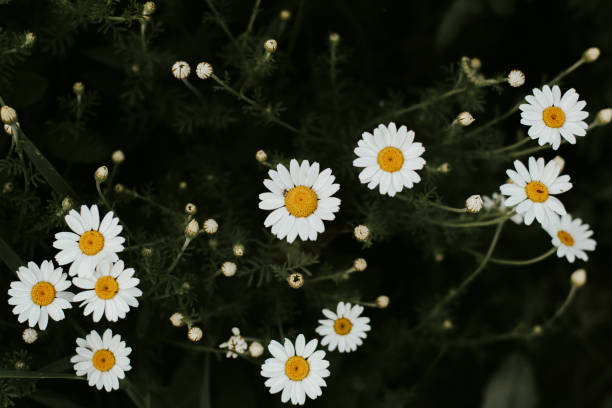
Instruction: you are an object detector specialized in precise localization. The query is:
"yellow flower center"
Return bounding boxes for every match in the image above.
[542,106,566,128]
[30,282,56,306]
[94,276,119,300]
[284,186,318,218]
[377,146,404,173]
[333,317,353,335]
[92,349,115,372]
[285,356,310,381]
[557,230,575,246]
[78,230,105,256]
[524,181,549,203]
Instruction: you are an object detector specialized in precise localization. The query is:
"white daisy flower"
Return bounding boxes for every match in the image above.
[545,214,596,263]
[72,261,142,322]
[219,327,248,358]
[353,122,426,197]
[519,85,589,150]
[482,192,524,224]
[315,302,371,353]
[70,328,132,392]
[8,260,74,330]
[259,159,341,243]
[261,334,330,406]
[53,204,126,277]
[499,157,572,226]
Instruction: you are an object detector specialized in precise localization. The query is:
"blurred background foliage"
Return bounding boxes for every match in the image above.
[1,0,612,406]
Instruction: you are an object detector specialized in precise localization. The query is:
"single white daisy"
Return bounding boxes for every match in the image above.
[259,159,341,243]
[219,327,248,358]
[8,260,73,330]
[315,301,371,353]
[353,122,426,197]
[482,192,524,224]
[53,204,126,277]
[545,214,596,263]
[70,328,132,392]
[72,260,142,322]
[519,85,589,150]
[261,334,330,405]
[499,157,572,226]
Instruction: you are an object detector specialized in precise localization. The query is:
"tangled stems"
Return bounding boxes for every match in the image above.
[464,246,557,266]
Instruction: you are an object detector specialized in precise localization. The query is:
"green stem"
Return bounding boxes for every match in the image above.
[544,285,578,328]
[244,0,261,37]
[167,237,192,273]
[426,212,514,228]
[428,201,467,213]
[123,188,179,216]
[466,247,557,266]
[204,0,240,51]
[0,370,85,380]
[487,137,531,155]
[182,78,204,100]
[310,267,356,283]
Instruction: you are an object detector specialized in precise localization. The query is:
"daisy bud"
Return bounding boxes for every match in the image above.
[141,247,153,257]
[465,195,483,213]
[280,10,291,20]
[61,196,73,210]
[353,258,367,272]
[507,69,525,87]
[131,64,140,74]
[14,361,26,370]
[4,124,13,135]
[1,106,18,125]
[22,328,37,344]
[179,181,187,190]
[143,1,156,16]
[233,244,245,257]
[203,218,218,234]
[169,312,184,327]
[329,32,340,44]
[72,82,84,96]
[376,295,389,309]
[596,108,612,125]
[457,111,475,127]
[23,32,36,48]
[3,182,14,194]
[437,163,451,173]
[442,319,453,330]
[221,261,237,277]
[583,47,600,63]
[111,150,125,164]
[287,272,304,289]
[552,155,565,173]
[94,166,108,183]
[353,224,370,241]
[264,39,278,53]
[249,341,264,358]
[571,268,587,288]
[185,203,197,215]
[185,219,199,238]
[114,184,125,193]
[470,58,481,70]
[187,326,203,342]
[172,61,191,79]
[434,252,444,262]
[255,149,268,163]
[196,62,213,79]
[532,325,542,335]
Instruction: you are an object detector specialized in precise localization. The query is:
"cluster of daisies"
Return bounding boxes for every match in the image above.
[7,204,139,391]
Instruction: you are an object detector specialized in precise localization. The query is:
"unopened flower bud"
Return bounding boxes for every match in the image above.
[112,150,125,164]
[179,181,187,190]
[532,325,542,335]
[169,312,184,327]
[185,219,199,238]
[141,247,153,257]
[143,1,156,16]
[249,341,264,357]
[203,218,218,234]
[264,39,278,53]
[2,182,13,194]
[376,295,389,309]
[583,47,600,63]
[457,111,475,127]
[437,163,451,173]
[72,82,84,96]
[172,61,191,79]
[188,326,203,342]
[255,150,268,163]
[329,32,340,44]
[470,58,481,70]
[596,108,612,125]
[4,124,13,135]
[507,69,525,87]
[221,261,237,277]
[442,319,453,330]
[287,272,304,289]
[233,244,245,257]
[552,156,565,173]
[1,106,18,125]
[185,203,197,215]
[280,10,291,20]
[465,195,483,213]
[571,269,586,288]
[94,166,108,183]
[23,32,36,48]
[434,252,444,262]
[196,62,213,79]
[22,328,37,344]
[61,197,73,210]
[353,225,370,241]
[114,184,125,193]
[353,258,367,272]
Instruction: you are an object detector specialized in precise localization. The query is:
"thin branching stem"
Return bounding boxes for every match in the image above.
[464,246,556,265]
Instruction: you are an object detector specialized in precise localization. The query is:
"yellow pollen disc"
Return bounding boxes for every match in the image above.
[333,317,353,335]
[78,230,105,256]
[92,349,115,372]
[377,146,404,173]
[542,106,566,128]
[95,276,119,300]
[285,356,310,381]
[557,230,575,246]
[524,181,549,203]
[30,282,56,306]
[284,186,318,218]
